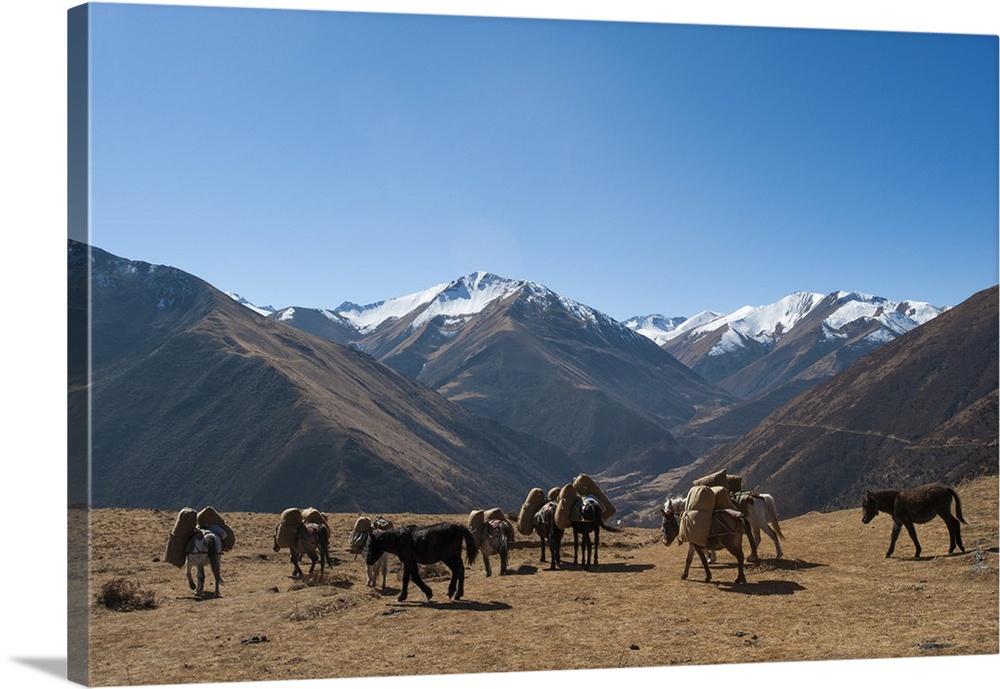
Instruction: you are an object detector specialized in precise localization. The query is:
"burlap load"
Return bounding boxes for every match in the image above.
[693,468,729,490]
[679,485,716,547]
[164,508,198,567]
[727,474,743,493]
[197,506,235,552]
[301,507,328,526]
[573,473,616,520]
[468,509,486,547]
[276,508,303,549]
[547,487,561,502]
[711,486,734,510]
[483,507,512,541]
[554,483,578,530]
[517,488,546,536]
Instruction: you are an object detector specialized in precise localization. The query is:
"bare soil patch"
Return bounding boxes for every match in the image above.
[86,476,998,686]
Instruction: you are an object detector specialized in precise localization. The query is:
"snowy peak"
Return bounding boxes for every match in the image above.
[621,314,689,346]
[226,292,275,317]
[336,281,450,334]
[332,271,619,336]
[627,290,945,355]
[412,272,526,329]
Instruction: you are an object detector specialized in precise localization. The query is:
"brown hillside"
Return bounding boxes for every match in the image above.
[84,475,997,686]
[679,286,999,517]
[75,241,574,513]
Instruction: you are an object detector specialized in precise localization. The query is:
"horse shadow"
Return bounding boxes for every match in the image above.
[508,564,538,575]
[560,562,656,574]
[389,600,512,612]
[717,579,806,596]
[753,558,826,572]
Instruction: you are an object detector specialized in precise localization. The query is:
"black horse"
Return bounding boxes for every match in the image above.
[570,496,620,569]
[862,483,967,558]
[533,501,564,570]
[365,523,478,602]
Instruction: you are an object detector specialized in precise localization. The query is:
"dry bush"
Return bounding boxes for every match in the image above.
[95,577,157,612]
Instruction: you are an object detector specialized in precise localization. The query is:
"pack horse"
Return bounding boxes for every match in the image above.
[186,528,223,598]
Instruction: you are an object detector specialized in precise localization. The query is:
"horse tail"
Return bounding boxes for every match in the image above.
[948,487,967,524]
[207,533,224,584]
[462,526,479,565]
[764,495,785,540]
[318,523,334,565]
[599,516,621,533]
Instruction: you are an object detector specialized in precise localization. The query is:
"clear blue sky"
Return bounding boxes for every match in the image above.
[85,2,998,319]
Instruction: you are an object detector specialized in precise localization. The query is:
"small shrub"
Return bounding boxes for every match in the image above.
[95,577,158,611]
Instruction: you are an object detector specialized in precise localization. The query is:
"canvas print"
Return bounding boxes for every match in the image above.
[67,2,998,687]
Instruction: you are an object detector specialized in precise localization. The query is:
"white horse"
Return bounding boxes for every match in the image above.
[732,492,785,561]
[476,519,514,576]
[185,528,223,598]
[349,516,392,591]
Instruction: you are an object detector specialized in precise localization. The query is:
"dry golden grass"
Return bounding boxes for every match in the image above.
[86,476,998,686]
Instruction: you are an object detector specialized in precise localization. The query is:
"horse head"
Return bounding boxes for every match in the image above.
[363,529,386,566]
[861,491,878,524]
[659,507,680,546]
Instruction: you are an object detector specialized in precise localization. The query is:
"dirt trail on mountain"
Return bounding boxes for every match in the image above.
[85,475,998,686]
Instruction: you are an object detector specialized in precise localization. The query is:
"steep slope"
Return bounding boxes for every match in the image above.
[73,241,576,513]
[676,285,998,518]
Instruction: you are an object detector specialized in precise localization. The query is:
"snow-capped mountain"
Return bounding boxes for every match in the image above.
[268,271,736,478]
[335,271,621,338]
[226,292,275,317]
[620,314,693,346]
[629,290,947,400]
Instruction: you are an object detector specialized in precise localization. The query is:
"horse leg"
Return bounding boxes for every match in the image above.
[539,534,547,563]
[573,528,580,565]
[886,520,903,558]
[593,526,600,567]
[483,553,493,577]
[681,545,695,580]
[209,552,222,597]
[291,552,304,579]
[398,562,412,601]
[500,542,509,575]
[453,557,466,600]
[409,563,433,601]
[196,564,206,597]
[941,511,965,554]
[758,521,782,560]
[744,517,760,564]
[901,519,922,558]
[725,538,747,585]
[695,546,713,582]
[186,558,196,591]
[445,557,464,600]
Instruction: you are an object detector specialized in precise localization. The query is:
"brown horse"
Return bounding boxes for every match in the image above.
[661,500,756,585]
[862,483,966,558]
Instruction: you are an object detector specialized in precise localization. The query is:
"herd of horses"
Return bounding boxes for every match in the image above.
[181,481,968,601]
